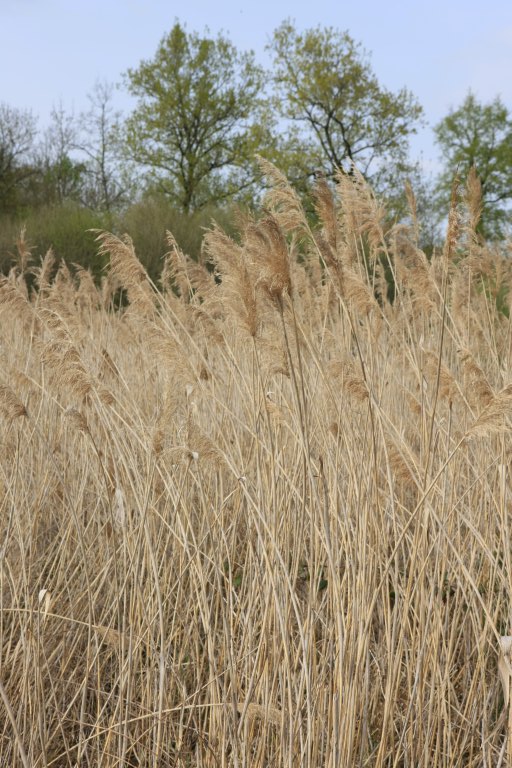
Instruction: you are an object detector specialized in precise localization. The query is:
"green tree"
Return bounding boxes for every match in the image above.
[434,91,512,238]
[123,22,270,212]
[267,21,423,197]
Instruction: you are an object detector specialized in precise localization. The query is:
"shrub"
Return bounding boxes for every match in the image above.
[119,195,238,279]
[0,204,109,278]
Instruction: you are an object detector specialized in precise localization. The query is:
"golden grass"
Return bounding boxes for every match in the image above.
[1,165,512,766]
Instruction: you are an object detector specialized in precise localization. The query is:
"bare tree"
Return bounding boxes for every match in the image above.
[38,102,85,204]
[0,103,38,212]
[77,81,131,214]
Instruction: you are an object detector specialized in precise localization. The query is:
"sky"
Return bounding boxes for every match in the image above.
[1,0,511,175]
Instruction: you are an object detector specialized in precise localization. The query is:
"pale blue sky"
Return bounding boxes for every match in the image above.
[1,0,511,172]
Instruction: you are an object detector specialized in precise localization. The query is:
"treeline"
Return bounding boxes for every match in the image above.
[1,20,511,279]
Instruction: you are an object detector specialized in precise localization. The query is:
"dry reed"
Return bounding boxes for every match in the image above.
[0,163,511,767]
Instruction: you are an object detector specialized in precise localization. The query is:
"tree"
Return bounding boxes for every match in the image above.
[267,21,423,196]
[123,22,270,212]
[38,103,86,205]
[77,81,132,215]
[0,103,38,213]
[434,91,512,238]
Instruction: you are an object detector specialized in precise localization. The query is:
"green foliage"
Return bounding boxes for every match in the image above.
[435,92,512,238]
[0,205,109,277]
[267,20,423,198]
[0,196,240,285]
[124,22,271,213]
[119,194,238,280]
[39,154,88,207]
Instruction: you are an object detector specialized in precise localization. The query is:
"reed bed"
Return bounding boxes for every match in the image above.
[1,164,512,767]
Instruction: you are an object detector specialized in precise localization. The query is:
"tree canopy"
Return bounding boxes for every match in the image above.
[267,21,423,196]
[123,22,271,212]
[434,91,512,238]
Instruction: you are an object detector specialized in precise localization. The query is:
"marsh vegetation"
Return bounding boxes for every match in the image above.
[1,164,512,766]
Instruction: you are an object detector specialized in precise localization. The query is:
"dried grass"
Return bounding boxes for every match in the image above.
[1,169,512,767]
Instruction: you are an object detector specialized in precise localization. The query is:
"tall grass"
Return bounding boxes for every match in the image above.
[1,164,512,767]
